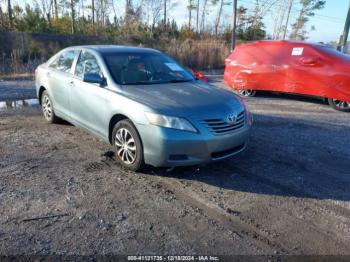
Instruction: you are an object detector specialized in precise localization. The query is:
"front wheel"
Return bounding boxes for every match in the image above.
[328,98,350,112]
[112,119,145,171]
[238,89,256,97]
[41,90,59,123]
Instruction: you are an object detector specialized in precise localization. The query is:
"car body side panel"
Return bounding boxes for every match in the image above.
[69,80,112,139]
[224,43,288,92]
[48,70,74,116]
[224,41,350,103]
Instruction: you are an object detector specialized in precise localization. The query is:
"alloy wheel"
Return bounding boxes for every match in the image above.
[42,94,52,120]
[331,99,350,110]
[115,128,137,165]
[238,89,256,97]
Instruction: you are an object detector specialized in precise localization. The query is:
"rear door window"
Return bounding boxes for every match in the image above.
[50,50,78,73]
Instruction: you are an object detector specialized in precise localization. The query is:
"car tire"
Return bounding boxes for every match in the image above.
[41,90,59,123]
[327,98,350,112]
[238,89,256,97]
[112,119,145,171]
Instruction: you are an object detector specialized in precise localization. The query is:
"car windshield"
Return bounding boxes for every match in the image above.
[103,52,195,85]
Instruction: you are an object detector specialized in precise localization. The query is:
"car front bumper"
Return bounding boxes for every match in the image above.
[137,122,251,167]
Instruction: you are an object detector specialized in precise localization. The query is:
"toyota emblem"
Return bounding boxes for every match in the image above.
[227,114,237,125]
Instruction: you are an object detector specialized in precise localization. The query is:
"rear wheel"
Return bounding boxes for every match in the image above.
[238,89,256,97]
[328,98,350,112]
[112,119,144,171]
[41,90,59,123]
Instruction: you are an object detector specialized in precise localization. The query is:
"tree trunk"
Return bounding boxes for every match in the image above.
[71,0,76,34]
[200,0,208,33]
[0,7,4,29]
[7,0,13,30]
[81,0,85,18]
[125,0,132,25]
[283,0,293,39]
[196,0,199,32]
[291,7,304,39]
[214,0,224,37]
[53,0,58,18]
[92,0,95,24]
[101,0,104,26]
[47,12,52,27]
[164,0,167,25]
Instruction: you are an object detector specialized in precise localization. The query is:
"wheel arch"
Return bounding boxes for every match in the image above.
[38,86,46,105]
[108,114,129,144]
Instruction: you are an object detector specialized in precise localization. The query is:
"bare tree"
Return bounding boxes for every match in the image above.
[187,0,196,29]
[272,0,290,39]
[212,0,231,37]
[70,0,76,33]
[92,0,95,24]
[200,0,208,33]
[93,0,111,26]
[7,0,13,30]
[125,0,133,24]
[195,0,199,32]
[164,0,166,25]
[251,0,280,28]
[36,0,53,25]
[0,6,4,29]
[53,0,58,18]
[80,0,85,18]
[213,0,223,36]
[123,0,143,33]
[283,0,293,39]
[146,0,162,28]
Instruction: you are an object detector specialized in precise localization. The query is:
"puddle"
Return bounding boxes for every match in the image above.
[0,99,39,110]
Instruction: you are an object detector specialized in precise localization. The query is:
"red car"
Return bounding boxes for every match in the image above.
[192,70,209,82]
[224,40,350,112]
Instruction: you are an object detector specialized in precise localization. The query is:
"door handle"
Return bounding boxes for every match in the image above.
[299,57,319,66]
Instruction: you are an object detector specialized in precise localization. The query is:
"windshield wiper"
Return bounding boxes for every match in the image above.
[123,79,193,85]
[168,79,193,83]
[123,81,157,85]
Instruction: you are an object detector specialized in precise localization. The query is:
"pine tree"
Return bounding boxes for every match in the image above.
[290,0,325,40]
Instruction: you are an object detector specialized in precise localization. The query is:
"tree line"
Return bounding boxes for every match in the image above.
[0,0,326,41]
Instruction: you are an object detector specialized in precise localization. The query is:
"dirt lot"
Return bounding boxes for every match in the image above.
[0,78,350,256]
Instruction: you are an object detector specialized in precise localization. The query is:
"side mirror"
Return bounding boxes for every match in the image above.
[83,73,105,86]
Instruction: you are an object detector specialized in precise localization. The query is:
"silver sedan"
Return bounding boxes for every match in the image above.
[35,45,252,171]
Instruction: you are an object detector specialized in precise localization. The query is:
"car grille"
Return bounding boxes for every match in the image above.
[202,111,245,135]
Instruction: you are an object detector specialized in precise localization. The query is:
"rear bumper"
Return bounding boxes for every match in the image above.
[137,123,251,167]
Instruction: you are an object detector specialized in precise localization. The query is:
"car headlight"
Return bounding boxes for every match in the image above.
[145,112,197,133]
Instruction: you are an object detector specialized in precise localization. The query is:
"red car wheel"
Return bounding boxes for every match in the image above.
[328,98,350,112]
[238,89,256,97]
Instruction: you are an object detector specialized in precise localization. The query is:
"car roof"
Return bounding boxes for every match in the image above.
[240,40,330,49]
[65,45,161,54]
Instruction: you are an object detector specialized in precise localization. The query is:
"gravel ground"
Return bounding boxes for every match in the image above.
[0,78,350,256]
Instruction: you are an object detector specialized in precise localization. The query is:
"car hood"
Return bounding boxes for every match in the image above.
[120,81,244,117]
